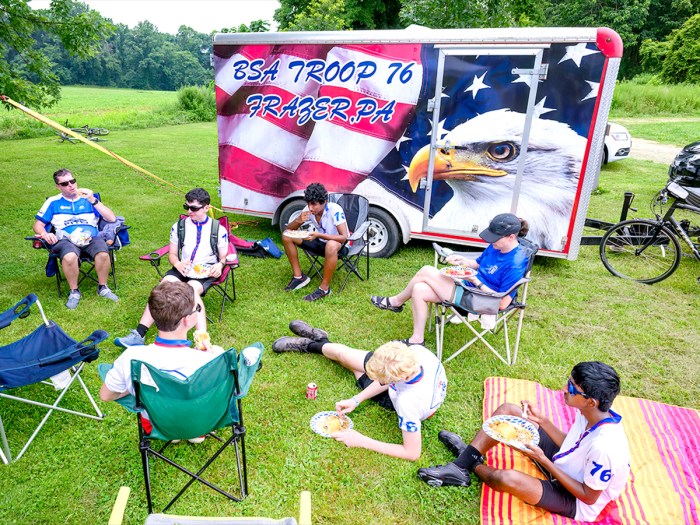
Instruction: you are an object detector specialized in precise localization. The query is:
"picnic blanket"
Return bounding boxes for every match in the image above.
[481,377,700,525]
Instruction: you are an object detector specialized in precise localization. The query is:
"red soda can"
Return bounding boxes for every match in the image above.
[306,382,318,400]
[33,238,43,249]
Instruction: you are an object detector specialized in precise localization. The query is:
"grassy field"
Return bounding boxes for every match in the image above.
[0,92,699,525]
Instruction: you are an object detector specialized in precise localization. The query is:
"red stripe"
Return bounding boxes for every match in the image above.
[214,44,275,60]
[343,43,422,64]
[294,161,367,193]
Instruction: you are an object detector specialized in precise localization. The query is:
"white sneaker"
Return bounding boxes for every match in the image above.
[171,436,206,444]
[98,286,118,302]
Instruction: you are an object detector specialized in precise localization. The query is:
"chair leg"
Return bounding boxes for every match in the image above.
[0,416,11,464]
[110,250,117,291]
[140,434,154,514]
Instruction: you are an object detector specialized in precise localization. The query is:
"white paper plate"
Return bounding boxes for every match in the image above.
[439,266,476,280]
[483,415,539,451]
[283,229,311,239]
[188,263,212,278]
[310,411,353,438]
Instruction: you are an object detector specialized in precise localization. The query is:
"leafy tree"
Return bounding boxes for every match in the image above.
[0,0,113,108]
[286,0,349,31]
[219,20,271,33]
[660,13,700,83]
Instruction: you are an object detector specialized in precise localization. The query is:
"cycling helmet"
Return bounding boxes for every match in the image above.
[668,141,700,188]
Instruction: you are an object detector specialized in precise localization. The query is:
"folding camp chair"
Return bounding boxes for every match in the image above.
[26,194,131,296]
[291,193,370,293]
[139,215,238,322]
[99,343,262,513]
[0,294,107,463]
[433,238,538,365]
[109,486,312,525]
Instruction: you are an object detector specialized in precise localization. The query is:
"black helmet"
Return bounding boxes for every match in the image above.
[668,141,700,188]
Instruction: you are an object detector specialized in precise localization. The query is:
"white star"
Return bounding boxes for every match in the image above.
[395,134,411,151]
[581,80,600,102]
[512,72,541,89]
[533,97,555,118]
[440,87,450,101]
[427,118,449,140]
[464,72,490,99]
[559,43,598,67]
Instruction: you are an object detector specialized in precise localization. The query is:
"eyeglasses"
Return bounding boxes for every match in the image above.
[57,179,77,187]
[567,378,589,398]
[183,204,204,212]
[185,303,202,317]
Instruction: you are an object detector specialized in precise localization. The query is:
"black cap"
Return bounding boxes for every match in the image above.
[479,213,521,243]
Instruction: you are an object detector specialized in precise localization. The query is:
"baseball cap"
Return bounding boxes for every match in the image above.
[479,213,521,243]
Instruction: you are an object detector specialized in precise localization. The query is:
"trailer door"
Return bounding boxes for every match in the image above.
[419,45,547,239]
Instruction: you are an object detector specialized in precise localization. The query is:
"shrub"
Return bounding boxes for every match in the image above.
[176,85,216,122]
[660,14,700,84]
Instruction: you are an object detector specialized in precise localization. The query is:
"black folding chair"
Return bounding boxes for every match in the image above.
[296,193,370,293]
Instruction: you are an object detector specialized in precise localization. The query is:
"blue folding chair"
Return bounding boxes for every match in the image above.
[0,294,108,463]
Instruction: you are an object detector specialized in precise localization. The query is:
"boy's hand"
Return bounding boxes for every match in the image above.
[521,399,544,424]
[333,429,365,448]
[521,442,546,463]
[335,399,356,415]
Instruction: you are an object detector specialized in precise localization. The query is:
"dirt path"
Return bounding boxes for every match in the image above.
[631,138,682,165]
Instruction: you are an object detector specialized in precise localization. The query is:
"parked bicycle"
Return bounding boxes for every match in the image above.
[599,180,700,284]
[55,122,109,143]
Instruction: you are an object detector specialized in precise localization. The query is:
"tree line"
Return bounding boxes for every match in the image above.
[1,0,698,110]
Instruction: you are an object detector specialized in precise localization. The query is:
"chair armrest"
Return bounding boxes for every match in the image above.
[455,276,530,298]
[139,245,170,262]
[37,330,109,367]
[25,235,51,250]
[348,220,371,242]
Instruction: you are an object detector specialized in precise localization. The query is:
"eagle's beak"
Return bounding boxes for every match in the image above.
[408,144,508,192]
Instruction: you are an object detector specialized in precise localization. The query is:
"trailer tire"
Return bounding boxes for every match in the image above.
[279,199,306,231]
[367,207,400,258]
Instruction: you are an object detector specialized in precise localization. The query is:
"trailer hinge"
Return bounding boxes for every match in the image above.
[427,98,435,112]
[511,64,549,80]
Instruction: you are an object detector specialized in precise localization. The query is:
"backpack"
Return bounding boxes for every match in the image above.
[177,217,220,259]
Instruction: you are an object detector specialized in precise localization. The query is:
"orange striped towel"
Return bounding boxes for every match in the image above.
[481,377,700,525]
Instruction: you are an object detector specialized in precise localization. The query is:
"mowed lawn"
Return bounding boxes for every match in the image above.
[0,111,699,524]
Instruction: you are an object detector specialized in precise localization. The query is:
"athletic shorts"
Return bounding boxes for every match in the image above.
[355,351,395,411]
[164,268,215,296]
[51,237,109,261]
[299,238,348,256]
[534,427,577,518]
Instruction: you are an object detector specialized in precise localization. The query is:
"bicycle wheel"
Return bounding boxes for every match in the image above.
[600,219,681,284]
[89,127,109,136]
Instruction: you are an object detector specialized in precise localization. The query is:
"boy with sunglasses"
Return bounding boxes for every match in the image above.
[114,188,228,350]
[417,361,630,522]
[33,168,119,309]
[101,281,221,443]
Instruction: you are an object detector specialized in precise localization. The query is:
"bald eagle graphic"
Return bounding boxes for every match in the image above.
[407,109,587,251]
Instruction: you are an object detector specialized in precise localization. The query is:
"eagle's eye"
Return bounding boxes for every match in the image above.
[486,142,518,162]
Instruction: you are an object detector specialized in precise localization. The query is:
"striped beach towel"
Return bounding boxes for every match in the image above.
[481,377,700,525]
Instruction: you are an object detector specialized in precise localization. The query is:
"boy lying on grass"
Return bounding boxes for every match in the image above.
[273,321,448,461]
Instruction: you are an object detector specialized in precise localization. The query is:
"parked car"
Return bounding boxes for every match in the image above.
[603,122,632,164]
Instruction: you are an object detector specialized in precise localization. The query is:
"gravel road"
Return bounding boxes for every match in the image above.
[630,138,683,165]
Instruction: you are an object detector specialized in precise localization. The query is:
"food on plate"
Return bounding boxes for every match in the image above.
[488,420,533,445]
[283,229,311,239]
[442,266,475,278]
[191,263,212,277]
[319,414,350,434]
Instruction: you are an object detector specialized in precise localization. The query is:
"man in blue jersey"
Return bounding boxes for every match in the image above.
[33,168,119,309]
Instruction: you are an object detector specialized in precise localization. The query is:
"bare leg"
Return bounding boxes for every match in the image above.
[187,280,207,332]
[389,266,455,307]
[320,343,369,379]
[93,251,111,285]
[282,236,304,277]
[320,240,341,290]
[61,253,80,289]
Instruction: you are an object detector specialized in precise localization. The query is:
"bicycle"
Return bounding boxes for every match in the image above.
[599,180,700,284]
[55,122,109,143]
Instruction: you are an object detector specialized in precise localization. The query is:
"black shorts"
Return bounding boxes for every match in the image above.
[355,351,395,412]
[164,268,215,296]
[299,238,348,256]
[534,427,577,518]
[51,238,109,261]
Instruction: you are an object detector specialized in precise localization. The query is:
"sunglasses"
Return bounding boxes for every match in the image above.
[185,303,202,317]
[567,378,589,398]
[183,204,205,212]
[58,179,77,187]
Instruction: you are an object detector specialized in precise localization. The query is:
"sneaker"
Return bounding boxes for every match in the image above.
[398,338,425,347]
[304,287,331,302]
[98,286,119,302]
[370,295,404,313]
[66,290,82,310]
[272,336,314,353]
[417,463,471,488]
[438,430,468,457]
[114,329,146,348]
[285,274,311,291]
[289,320,328,341]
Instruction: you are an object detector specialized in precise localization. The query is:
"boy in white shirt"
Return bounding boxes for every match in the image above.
[418,361,630,522]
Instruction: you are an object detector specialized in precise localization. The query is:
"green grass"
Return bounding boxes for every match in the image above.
[1,109,699,524]
[613,118,700,148]
[610,82,700,117]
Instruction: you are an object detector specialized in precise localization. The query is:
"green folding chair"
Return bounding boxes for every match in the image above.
[99,343,262,513]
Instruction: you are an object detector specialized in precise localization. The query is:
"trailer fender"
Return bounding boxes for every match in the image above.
[274,192,306,229]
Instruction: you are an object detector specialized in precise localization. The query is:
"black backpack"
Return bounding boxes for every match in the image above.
[176,217,220,259]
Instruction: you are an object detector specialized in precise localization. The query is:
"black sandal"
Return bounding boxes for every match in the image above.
[370,295,404,313]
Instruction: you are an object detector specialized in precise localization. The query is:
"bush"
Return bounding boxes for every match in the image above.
[627,73,663,86]
[177,85,216,122]
[660,14,700,84]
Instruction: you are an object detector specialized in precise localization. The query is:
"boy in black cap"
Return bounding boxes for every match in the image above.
[370,213,529,346]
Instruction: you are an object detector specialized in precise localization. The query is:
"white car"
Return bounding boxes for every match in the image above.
[603,122,632,164]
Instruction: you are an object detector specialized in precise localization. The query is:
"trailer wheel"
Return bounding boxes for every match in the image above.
[367,207,400,258]
[279,199,306,231]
